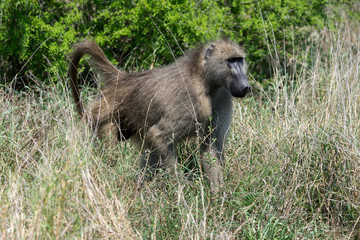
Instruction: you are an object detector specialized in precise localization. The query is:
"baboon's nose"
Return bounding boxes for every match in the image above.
[239,86,250,98]
[244,86,250,94]
[230,82,250,98]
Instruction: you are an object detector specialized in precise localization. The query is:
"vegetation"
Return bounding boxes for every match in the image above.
[1,0,345,87]
[0,0,359,239]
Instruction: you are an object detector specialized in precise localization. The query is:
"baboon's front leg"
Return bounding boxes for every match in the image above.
[203,89,233,194]
[201,143,224,194]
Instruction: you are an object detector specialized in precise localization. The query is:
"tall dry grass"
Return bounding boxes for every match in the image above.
[0,10,359,240]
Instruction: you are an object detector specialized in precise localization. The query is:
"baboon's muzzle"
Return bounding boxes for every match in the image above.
[229,76,250,98]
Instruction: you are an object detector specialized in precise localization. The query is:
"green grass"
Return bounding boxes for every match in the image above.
[1,15,359,240]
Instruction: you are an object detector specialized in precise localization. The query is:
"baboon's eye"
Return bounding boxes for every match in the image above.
[227,57,243,63]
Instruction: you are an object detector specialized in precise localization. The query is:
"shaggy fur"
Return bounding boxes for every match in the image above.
[68,39,249,193]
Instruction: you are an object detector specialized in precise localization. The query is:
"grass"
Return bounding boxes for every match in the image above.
[1,13,359,240]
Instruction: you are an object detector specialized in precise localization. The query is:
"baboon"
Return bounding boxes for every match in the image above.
[68,39,250,194]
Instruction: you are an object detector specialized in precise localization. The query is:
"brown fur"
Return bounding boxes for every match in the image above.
[68,39,249,194]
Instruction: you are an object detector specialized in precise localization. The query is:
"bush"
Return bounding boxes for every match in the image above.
[0,0,334,88]
[0,0,85,87]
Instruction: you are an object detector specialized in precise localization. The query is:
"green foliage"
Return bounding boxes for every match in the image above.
[228,0,329,78]
[0,0,335,87]
[0,0,86,87]
[92,0,228,68]
[0,0,38,82]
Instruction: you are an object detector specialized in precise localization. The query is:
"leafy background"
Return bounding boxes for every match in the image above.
[1,0,349,87]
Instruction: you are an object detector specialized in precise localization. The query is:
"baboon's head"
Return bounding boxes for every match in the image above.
[203,40,250,98]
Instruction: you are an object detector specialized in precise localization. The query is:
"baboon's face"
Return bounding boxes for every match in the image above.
[204,42,250,98]
[227,56,249,97]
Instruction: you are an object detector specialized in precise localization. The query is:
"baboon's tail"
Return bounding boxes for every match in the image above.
[67,40,120,117]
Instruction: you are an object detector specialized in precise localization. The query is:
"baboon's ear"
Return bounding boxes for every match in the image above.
[205,44,215,60]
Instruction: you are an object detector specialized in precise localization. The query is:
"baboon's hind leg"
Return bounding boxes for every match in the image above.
[141,124,179,176]
[96,121,118,148]
[94,121,121,166]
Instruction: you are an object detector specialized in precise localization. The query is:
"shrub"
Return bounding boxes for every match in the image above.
[0,0,334,88]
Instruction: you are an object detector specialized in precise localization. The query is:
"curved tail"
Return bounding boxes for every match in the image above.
[67,40,120,117]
